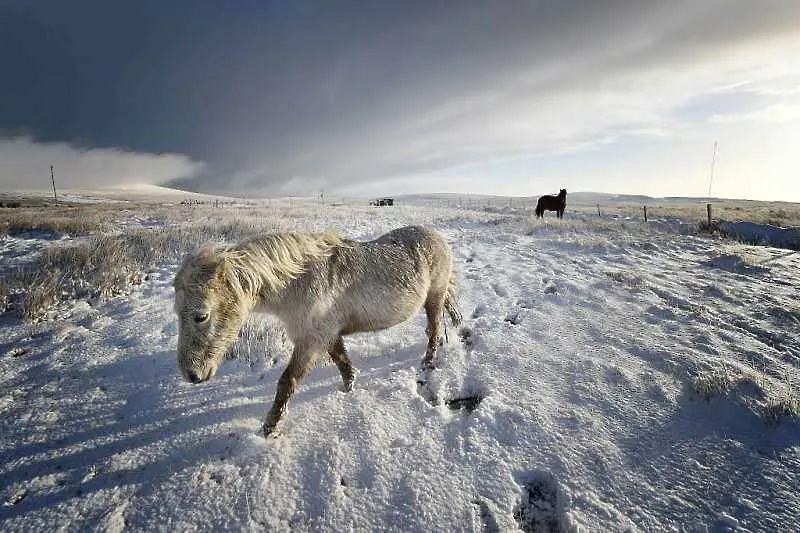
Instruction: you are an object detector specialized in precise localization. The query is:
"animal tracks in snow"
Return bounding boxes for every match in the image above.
[513,470,571,533]
[472,499,501,532]
[414,326,486,413]
[491,282,509,298]
[458,326,475,351]
[415,364,440,406]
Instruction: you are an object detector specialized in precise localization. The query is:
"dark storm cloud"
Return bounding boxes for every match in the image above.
[2,1,799,194]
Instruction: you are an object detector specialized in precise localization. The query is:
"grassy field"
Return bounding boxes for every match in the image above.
[1,193,798,322]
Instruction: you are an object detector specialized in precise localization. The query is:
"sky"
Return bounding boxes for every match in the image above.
[1,1,799,201]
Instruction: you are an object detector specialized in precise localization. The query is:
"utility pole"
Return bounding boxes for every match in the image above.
[50,165,58,202]
[706,141,717,199]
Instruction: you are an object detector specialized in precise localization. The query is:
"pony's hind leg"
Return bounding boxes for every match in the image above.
[423,293,445,367]
[444,283,462,328]
[329,335,356,392]
[263,344,320,436]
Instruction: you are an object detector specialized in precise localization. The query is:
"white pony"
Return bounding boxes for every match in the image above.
[172,225,462,436]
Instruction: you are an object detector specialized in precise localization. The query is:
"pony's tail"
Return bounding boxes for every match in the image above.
[444,274,462,327]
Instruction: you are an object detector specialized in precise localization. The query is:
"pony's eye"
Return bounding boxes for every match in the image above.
[194,313,209,323]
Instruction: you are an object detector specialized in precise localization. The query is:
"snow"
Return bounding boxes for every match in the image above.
[2,201,800,531]
[718,221,800,251]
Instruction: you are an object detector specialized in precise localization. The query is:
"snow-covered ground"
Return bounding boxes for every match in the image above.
[2,201,799,531]
[717,221,800,251]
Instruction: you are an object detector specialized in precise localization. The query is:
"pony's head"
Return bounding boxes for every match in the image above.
[172,246,252,383]
[559,189,567,197]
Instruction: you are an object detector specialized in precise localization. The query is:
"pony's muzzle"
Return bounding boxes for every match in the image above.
[186,369,203,384]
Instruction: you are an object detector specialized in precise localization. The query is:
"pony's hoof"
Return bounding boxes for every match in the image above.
[420,358,439,372]
[341,380,355,393]
[262,424,280,439]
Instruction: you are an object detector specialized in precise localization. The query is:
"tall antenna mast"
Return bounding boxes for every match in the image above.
[706,140,717,199]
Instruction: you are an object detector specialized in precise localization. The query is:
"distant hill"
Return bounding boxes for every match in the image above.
[394,191,800,208]
[394,191,704,206]
[0,184,242,204]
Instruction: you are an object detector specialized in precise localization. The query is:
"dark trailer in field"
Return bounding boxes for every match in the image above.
[371,198,394,206]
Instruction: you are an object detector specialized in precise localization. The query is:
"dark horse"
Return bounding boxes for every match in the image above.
[535,189,567,219]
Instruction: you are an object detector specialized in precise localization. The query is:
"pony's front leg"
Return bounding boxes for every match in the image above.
[262,344,320,437]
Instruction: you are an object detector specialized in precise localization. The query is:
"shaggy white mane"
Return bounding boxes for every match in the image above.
[209,232,344,302]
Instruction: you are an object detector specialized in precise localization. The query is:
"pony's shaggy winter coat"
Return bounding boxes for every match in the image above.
[173,225,461,436]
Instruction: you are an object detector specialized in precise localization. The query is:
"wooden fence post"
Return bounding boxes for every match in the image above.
[50,165,58,202]
[597,203,601,217]
[643,205,648,222]
[707,203,712,226]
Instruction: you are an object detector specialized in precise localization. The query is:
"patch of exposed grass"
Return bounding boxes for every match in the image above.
[764,392,800,424]
[691,366,738,400]
[605,269,647,289]
[0,277,11,313]
[0,215,295,321]
[17,271,62,321]
[0,208,105,236]
[3,236,142,320]
[691,363,800,424]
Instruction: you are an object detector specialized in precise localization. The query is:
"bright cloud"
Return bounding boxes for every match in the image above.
[710,103,800,124]
[0,136,204,191]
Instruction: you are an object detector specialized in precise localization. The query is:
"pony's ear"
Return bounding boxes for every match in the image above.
[195,245,217,263]
[192,245,225,280]
[210,252,252,299]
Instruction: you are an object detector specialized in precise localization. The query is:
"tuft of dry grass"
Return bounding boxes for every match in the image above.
[605,269,647,289]
[0,277,10,313]
[40,236,143,299]
[764,392,800,424]
[691,366,738,400]
[691,363,800,424]
[17,270,63,321]
[0,208,106,236]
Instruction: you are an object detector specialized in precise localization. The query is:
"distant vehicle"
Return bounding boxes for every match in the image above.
[371,197,394,206]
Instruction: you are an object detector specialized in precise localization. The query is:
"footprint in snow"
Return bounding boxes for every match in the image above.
[514,470,570,533]
[416,363,440,406]
[458,327,475,351]
[491,283,509,298]
[472,499,501,532]
[445,393,484,414]
[515,299,533,309]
